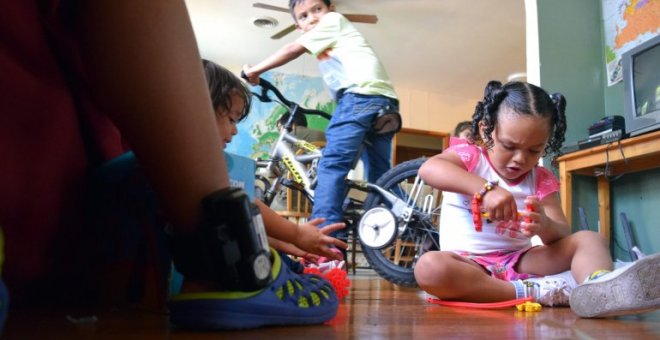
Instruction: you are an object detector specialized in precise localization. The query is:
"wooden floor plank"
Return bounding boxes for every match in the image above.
[4,270,659,339]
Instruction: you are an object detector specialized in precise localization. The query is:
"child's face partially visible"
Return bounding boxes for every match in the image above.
[214,92,245,149]
[485,109,550,182]
[457,128,472,140]
[293,0,334,32]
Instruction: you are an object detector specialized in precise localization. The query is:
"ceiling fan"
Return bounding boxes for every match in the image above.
[253,2,378,39]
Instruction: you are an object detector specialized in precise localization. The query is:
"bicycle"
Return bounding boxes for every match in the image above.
[247,76,442,287]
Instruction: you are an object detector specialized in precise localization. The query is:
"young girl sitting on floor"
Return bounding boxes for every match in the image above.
[415,80,659,318]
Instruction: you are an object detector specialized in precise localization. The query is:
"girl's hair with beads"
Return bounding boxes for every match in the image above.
[468,81,567,163]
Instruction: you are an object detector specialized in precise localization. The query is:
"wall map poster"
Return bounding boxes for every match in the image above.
[226,71,333,159]
[602,0,660,86]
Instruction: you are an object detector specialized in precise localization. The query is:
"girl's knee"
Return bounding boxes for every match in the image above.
[572,230,607,246]
[414,252,432,283]
[414,252,453,287]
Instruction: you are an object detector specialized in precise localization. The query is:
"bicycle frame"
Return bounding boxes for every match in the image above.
[246,76,440,287]
[256,126,322,206]
[247,77,332,206]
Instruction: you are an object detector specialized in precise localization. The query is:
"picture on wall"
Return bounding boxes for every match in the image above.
[602,0,660,86]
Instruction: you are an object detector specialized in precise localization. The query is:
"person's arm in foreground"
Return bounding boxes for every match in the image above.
[77,0,226,231]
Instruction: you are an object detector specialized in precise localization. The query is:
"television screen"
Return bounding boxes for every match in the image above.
[632,40,660,118]
[622,34,660,137]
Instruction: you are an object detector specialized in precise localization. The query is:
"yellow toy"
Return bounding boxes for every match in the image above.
[515,301,542,312]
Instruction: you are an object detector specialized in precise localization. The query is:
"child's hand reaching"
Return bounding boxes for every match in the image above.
[294,218,348,261]
[482,186,518,222]
[267,237,320,263]
[519,196,546,237]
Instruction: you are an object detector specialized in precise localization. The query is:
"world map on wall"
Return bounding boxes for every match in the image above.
[602,0,660,86]
[225,71,334,159]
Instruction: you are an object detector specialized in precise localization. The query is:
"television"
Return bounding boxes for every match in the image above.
[622,34,660,137]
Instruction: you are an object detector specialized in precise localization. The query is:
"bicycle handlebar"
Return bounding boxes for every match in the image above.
[241,71,332,121]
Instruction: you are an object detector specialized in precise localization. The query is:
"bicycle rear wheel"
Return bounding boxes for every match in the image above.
[361,158,441,287]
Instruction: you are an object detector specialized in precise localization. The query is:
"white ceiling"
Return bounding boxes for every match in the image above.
[186,0,527,124]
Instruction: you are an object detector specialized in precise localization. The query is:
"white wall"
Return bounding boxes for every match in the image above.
[396,86,475,135]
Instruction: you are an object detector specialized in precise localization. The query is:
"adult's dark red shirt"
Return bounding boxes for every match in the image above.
[0,1,126,304]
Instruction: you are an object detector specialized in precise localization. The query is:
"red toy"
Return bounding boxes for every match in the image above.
[525,203,534,223]
[473,201,535,231]
[427,296,532,309]
[304,267,351,300]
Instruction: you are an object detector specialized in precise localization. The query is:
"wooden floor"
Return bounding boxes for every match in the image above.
[4,269,660,339]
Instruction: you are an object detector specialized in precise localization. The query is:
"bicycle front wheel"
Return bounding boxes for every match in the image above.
[361,157,441,287]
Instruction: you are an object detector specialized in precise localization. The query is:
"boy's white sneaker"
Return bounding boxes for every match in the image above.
[569,253,660,318]
[524,276,571,306]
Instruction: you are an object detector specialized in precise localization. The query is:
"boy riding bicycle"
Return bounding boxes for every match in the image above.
[243,0,400,248]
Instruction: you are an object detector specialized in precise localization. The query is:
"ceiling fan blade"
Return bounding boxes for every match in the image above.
[343,14,378,24]
[271,24,296,39]
[253,2,289,14]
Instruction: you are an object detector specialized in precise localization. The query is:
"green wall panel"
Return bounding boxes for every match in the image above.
[537,0,660,255]
[537,0,605,145]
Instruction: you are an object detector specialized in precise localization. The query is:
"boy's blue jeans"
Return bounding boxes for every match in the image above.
[311,92,398,236]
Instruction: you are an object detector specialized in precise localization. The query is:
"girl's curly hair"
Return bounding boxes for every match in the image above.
[469,80,567,164]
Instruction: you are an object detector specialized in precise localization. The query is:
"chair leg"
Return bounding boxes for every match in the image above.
[393,239,402,265]
[351,232,357,275]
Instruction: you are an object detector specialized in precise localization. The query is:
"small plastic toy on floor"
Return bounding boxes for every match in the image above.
[304,261,351,300]
[304,259,351,300]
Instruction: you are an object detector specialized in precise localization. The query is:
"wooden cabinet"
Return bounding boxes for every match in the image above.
[393,128,450,164]
[556,130,660,243]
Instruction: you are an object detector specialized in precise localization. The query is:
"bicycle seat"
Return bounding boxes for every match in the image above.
[372,105,402,134]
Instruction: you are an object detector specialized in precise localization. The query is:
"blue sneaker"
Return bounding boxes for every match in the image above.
[168,248,338,329]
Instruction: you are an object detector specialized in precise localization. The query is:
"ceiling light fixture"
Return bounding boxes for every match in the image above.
[251,16,279,29]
